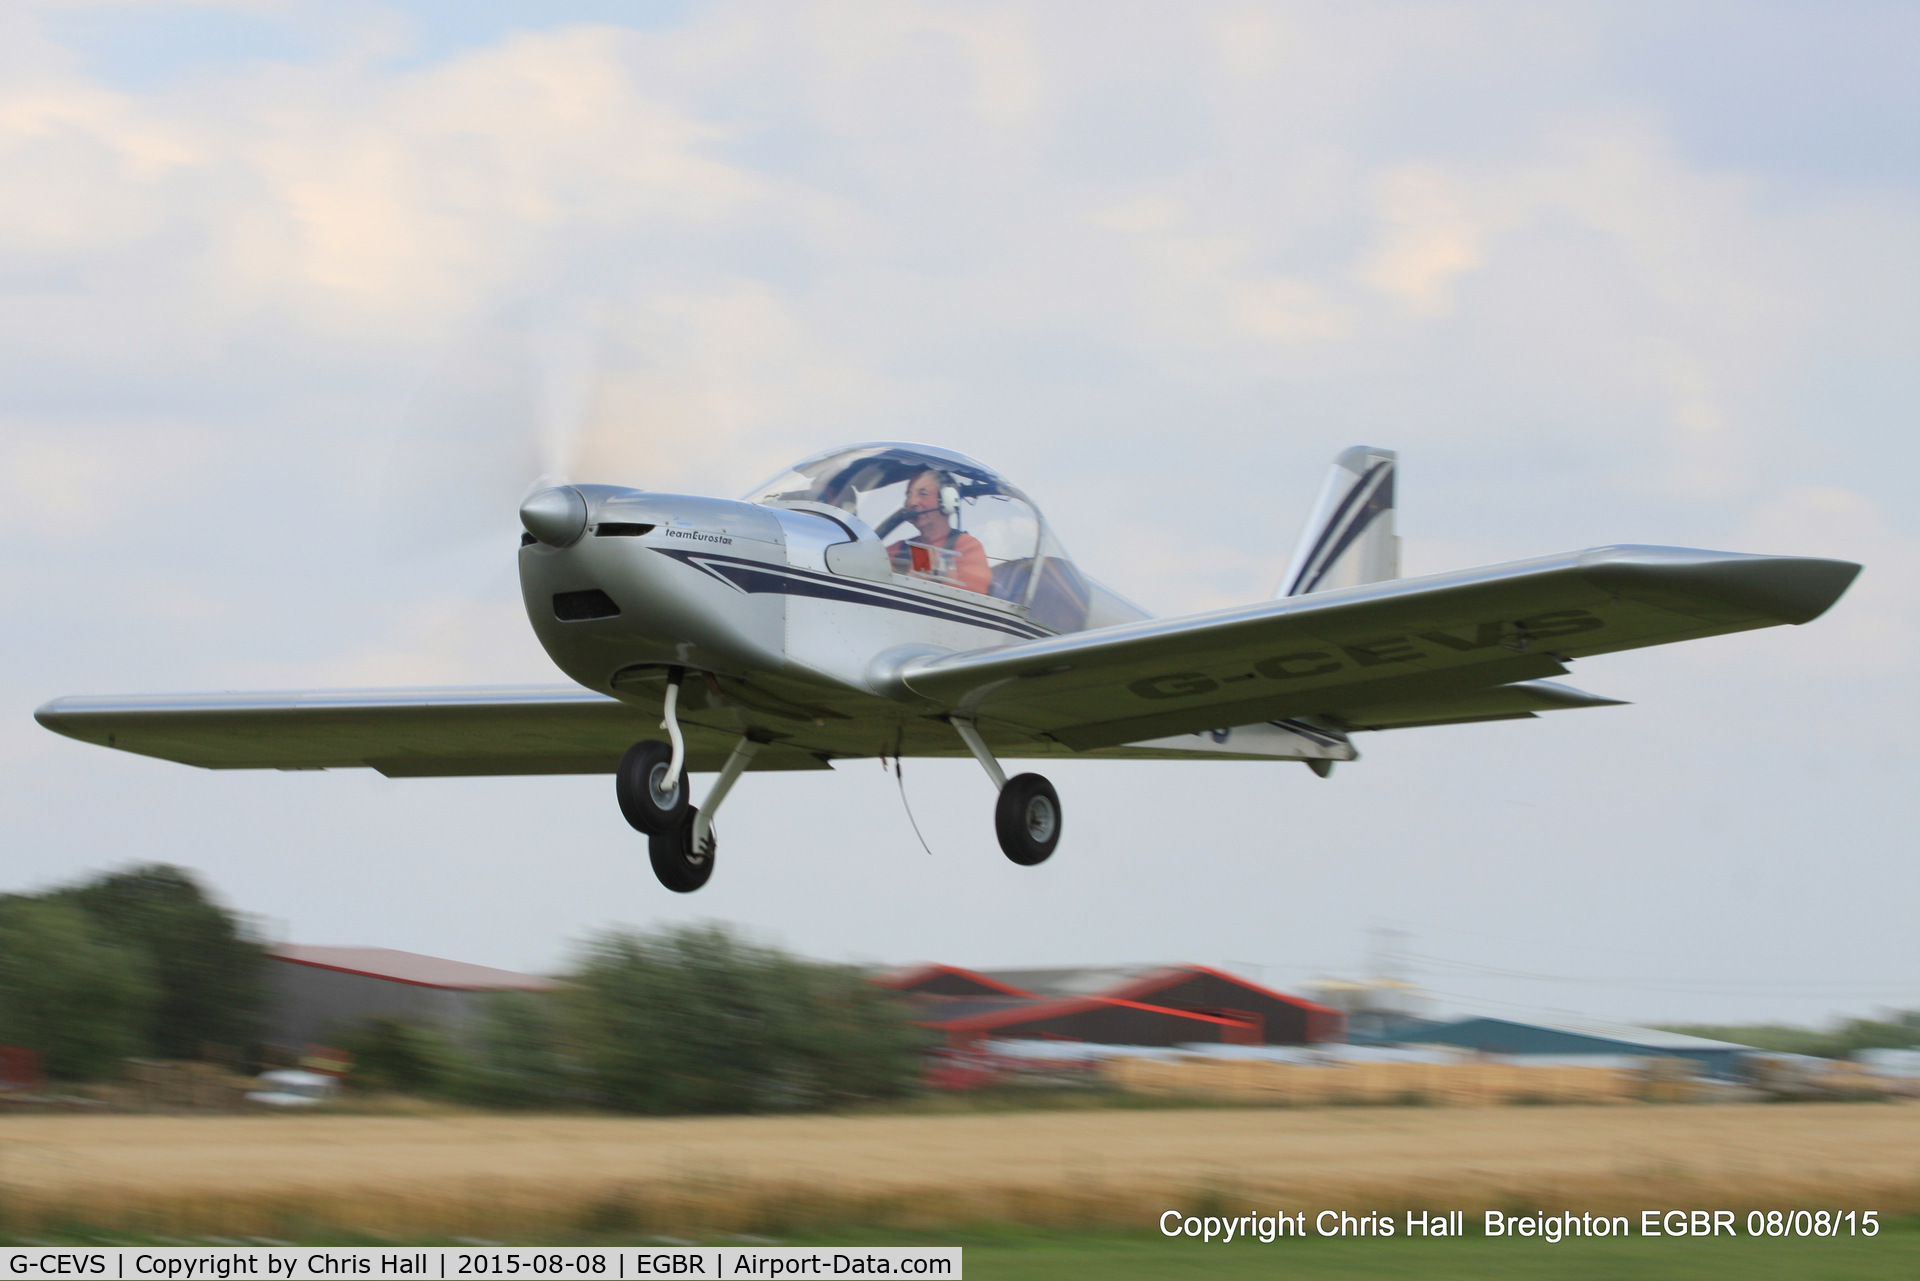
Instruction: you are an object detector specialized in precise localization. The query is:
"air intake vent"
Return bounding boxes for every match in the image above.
[553,589,621,621]
[595,523,656,537]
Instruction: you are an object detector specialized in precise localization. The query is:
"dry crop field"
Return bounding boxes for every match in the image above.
[2,1103,1915,1239]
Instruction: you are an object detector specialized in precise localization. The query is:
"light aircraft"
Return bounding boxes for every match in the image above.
[37,443,1859,892]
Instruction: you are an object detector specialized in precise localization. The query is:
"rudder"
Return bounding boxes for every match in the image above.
[1279,446,1398,597]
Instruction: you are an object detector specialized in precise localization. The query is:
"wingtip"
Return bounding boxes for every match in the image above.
[1577,546,1862,625]
[34,696,107,744]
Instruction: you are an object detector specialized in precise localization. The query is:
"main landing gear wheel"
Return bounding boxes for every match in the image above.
[617,739,688,835]
[994,773,1061,866]
[649,809,715,892]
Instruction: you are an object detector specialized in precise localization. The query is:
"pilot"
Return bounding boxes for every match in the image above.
[887,468,991,593]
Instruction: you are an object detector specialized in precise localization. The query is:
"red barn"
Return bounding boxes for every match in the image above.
[877,963,1343,1048]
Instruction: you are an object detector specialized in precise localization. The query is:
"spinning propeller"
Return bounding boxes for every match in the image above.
[390,301,673,553]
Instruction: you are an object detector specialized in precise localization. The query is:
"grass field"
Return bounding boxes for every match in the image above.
[1,1101,1914,1241]
[954,1225,1920,1280]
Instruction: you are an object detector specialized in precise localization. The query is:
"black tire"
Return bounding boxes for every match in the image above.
[994,773,1061,866]
[617,739,688,835]
[649,808,715,892]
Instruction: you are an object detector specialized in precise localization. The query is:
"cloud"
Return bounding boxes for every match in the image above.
[1730,485,1916,675]
[0,20,764,347]
[0,420,222,534]
[229,594,558,688]
[216,28,763,332]
[1093,194,1354,345]
[1360,166,1484,316]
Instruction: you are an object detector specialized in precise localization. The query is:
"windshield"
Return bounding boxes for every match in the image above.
[749,444,1042,597]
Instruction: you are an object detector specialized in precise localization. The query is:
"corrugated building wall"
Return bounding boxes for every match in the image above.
[262,946,559,1048]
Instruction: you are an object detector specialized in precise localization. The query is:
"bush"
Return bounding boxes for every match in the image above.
[448,992,578,1107]
[54,864,267,1057]
[1661,1012,1920,1059]
[0,898,156,1080]
[336,1017,459,1093]
[1831,1010,1920,1055]
[567,923,926,1114]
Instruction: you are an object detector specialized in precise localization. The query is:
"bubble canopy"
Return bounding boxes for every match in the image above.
[747,443,1043,579]
[746,443,1141,633]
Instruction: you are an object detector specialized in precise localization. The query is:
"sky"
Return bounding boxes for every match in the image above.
[4,0,1917,1030]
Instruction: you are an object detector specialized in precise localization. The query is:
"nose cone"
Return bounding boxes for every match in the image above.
[520,485,589,547]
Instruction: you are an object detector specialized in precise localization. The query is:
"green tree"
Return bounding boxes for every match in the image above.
[567,923,925,1114]
[449,992,577,1107]
[775,959,934,1105]
[56,864,267,1057]
[0,898,156,1079]
[1832,1010,1920,1056]
[1660,1012,1920,1059]
[336,1017,457,1093]
[1657,1022,1841,1056]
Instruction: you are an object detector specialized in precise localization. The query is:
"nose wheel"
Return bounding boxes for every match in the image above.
[616,739,688,835]
[616,670,694,836]
[625,721,764,893]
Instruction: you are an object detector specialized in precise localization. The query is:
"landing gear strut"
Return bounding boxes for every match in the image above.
[641,731,763,894]
[952,717,1061,866]
[616,669,690,835]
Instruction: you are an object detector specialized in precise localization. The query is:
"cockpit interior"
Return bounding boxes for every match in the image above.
[747,443,1146,634]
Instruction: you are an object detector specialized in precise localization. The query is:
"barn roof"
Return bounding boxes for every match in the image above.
[1101,964,1343,1015]
[269,945,561,992]
[875,964,1036,996]
[929,992,1255,1033]
[973,964,1338,1015]
[974,965,1161,997]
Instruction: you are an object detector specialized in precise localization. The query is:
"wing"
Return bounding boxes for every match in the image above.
[32,685,831,776]
[880,545,1859,750]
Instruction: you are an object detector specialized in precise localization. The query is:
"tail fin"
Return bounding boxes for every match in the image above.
[1279,446,1398,597]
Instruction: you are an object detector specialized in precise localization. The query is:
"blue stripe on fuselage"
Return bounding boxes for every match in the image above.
[653,548,1052,640]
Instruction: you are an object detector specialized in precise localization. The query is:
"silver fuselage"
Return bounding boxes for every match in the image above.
[518,484,1345,766]
[521,486,1072,756]
[526,481,1063,667]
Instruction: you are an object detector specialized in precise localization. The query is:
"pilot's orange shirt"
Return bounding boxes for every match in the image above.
[889,531,991,593]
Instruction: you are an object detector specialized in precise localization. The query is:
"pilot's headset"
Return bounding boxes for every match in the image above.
[933,469,961,520]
